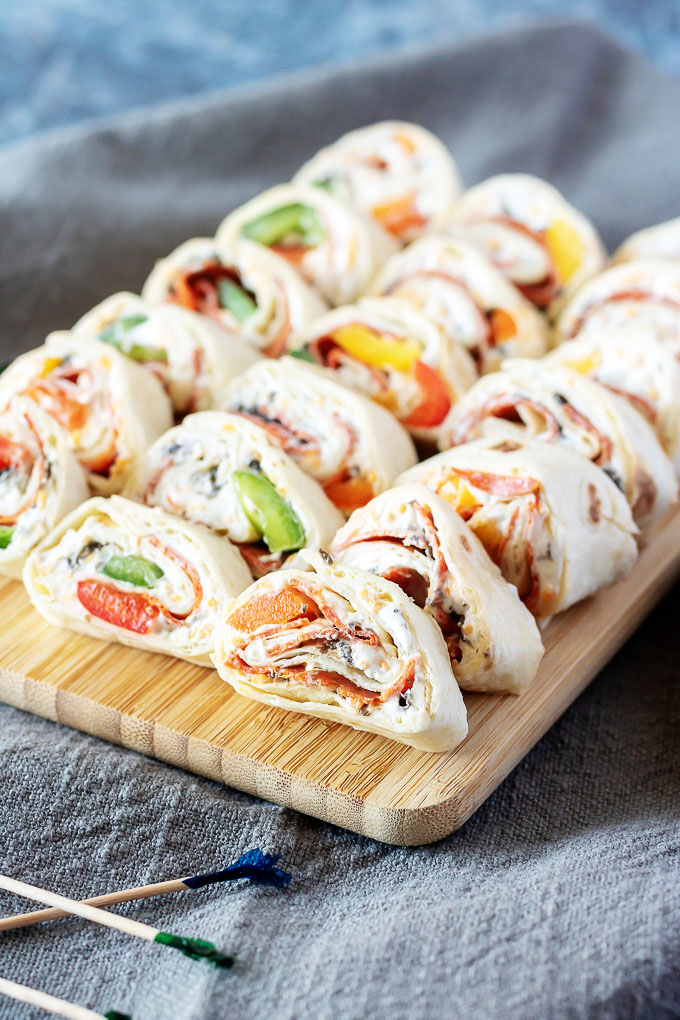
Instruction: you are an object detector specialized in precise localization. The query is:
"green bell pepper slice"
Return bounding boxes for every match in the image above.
[100,315,168,364]
[232,471,305,554]
[218,279,258,323]
[240,203,325,248]
[101,554,164,588]
[0,526,15,550]
[288,347,317,363]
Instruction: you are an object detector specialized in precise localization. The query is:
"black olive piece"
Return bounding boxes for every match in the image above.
[603,468,625,493]
[69,540,104,567]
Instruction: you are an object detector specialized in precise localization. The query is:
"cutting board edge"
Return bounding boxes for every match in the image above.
[0,668,455,844]
[2,508,680,847]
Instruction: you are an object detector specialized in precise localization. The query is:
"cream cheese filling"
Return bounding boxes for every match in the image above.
[230,378,367,482]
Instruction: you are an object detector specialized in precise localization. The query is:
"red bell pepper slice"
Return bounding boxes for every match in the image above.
[322,475,375,514]
[77,580,160,634]
[402,361,451,429]
[0,436,32,474]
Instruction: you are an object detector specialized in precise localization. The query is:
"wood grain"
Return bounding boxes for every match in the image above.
[2,511,679,845]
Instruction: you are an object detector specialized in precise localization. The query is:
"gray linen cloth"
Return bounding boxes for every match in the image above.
[0,20,679,1020]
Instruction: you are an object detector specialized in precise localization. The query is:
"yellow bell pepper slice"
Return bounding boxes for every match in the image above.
[489,308,517,345]
[545,219,585,283]
[440,479,479,515]
[561,351,602,375]
[40,356,63,378]
[394,131,417,154]
[331,324,421,372]
[372,193,428,237]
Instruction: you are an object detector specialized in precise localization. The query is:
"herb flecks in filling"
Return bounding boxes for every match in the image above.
[228,581,415,712]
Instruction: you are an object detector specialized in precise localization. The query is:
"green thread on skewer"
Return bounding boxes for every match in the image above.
[154,931,234,969]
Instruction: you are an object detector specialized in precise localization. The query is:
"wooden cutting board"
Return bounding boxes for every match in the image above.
[2,510,679,846]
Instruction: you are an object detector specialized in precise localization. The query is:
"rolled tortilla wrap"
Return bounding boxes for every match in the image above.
[0,336,173,495]
[142,237,327,356]
[556,259,680,356]
[330,483,543,693]
[73,291,260,416]
[216,183,398,306]
[612,217,680,265]
[398,438,638,619]
[370,237,548,372]
[220,357,417,514]
[441,358,678,530]
[447,174,605,317]
[125,410,344,578]
[24,495,252,665]
[294,120,462,244]
[212,549,468,752]
[291,296,477,444]
[0,397,89,579]
[545,330,680,471]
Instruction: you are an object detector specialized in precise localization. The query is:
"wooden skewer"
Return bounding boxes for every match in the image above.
[0,850,291,932]
[0,874,233,968]
[0,878,187,932]
[0,976,130,1020]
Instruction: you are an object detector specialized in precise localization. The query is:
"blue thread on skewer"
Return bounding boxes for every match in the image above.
[183,849,292,890]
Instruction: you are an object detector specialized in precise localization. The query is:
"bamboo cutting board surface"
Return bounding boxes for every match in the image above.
[2,510,680,846]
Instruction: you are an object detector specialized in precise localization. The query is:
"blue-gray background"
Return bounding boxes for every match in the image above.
[1,0,679,148]
[1,15,680,1020]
